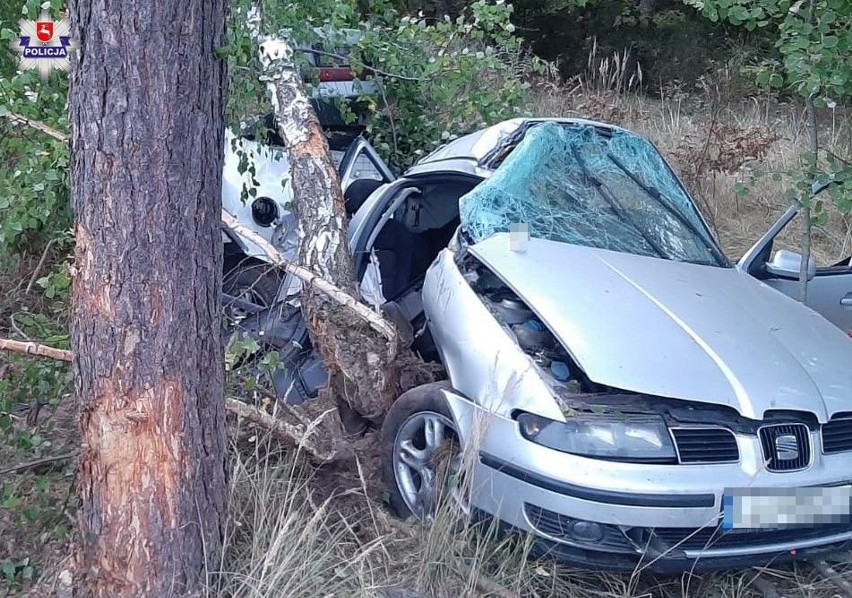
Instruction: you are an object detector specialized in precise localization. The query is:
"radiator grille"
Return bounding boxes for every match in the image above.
[758,423,810,472]
[671,428,739,464]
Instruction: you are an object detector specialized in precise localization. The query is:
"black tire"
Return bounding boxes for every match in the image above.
[380,380,457,519]
[223,263,281,308]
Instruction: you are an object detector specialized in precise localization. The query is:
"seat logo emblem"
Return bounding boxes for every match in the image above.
[774,434,799,461]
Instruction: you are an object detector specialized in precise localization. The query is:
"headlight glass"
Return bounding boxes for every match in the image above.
[517,412,676,463]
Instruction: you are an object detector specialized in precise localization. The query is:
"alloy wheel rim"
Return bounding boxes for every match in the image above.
[392,410,468,520]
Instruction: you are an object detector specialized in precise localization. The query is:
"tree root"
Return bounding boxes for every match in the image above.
[225,398,352,463]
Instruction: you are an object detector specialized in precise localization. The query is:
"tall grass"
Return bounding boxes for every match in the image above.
[210,435,658,598]
[208,433,852,598]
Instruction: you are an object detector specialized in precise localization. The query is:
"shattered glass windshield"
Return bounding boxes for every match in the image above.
[459,122,727,266]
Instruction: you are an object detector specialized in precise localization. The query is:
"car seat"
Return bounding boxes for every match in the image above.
[344,178,385,215]
[371,219,429,300]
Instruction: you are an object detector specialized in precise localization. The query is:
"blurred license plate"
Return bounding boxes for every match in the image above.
[722,486,852,530]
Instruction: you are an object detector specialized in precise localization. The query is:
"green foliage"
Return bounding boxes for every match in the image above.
[0,308,71,441]
[1,556,35,588]
[0,0,71,253]
[224,333,285,399]
[684,0,852,216]
[361,2,537,167]
[226,0,535,169]
[684,0,852,101]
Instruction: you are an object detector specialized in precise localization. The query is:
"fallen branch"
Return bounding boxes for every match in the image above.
[26,237,58,295]
[222,210,396,343]
[454,568,520,598]
[0,338,73,361]
[748,572,788,598]
[0,339,350,461]
[0,452,77,476]
[812,560,852,598]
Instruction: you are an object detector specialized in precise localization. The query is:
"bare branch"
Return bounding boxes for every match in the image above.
[225,398,351,462]
[2,111,69,142]
[812,560,852,598]
[0,338,351,462]
[0,453,77,476]
[0,338,73,361]
[222,210,397,342]
[26,238,58,295]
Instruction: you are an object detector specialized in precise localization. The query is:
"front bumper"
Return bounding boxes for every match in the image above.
[476,453,852,572]
[445,392,852,572]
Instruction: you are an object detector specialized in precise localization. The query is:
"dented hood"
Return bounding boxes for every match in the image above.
[469,234,852,423]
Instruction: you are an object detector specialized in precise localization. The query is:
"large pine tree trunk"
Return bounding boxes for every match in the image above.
[259,39,401,421]
[69,0,227,595]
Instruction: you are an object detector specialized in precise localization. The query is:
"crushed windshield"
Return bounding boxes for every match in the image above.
[459,122,727,266]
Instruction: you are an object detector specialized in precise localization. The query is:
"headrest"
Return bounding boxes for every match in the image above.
[344,178,385,215]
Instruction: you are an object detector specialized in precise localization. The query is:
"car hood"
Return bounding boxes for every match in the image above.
[469,234,852,422]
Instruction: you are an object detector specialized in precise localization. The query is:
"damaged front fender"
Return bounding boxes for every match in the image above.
[422,247,568,422]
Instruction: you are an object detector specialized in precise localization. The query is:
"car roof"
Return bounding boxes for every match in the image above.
[405,117,630,177]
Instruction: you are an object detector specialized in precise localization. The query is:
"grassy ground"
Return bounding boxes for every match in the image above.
[2,83,852,596]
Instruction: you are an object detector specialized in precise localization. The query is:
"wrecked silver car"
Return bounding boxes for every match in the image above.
[229,118,852,571]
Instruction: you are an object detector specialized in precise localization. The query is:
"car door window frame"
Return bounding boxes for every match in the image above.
[740,202,852,280]
[338,136,395,192]
[349,179,423,283]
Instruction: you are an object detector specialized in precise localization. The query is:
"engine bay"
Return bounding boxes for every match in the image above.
[459,253,591,396]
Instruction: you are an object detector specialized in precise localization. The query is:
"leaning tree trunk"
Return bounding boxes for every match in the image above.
[69,0,227,595]
[258,37,401,421]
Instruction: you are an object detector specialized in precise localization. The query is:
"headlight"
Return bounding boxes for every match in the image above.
[517,412,677,463]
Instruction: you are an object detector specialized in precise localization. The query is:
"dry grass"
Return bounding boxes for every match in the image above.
[209,434,852,598]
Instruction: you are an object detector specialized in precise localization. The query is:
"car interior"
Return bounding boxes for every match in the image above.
[344,175,481,358]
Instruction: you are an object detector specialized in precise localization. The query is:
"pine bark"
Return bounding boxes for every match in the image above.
[68,0,227,595]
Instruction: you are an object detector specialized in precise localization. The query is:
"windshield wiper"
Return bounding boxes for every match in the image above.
[570,146,666,259]
[605,152,728,265]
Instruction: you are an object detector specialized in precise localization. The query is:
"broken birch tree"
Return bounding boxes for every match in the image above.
[256,32,404,421]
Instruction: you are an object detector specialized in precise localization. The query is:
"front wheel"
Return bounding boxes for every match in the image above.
[380,382,468,521]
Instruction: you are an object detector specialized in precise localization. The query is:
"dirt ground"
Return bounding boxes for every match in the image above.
[0,395,75,597]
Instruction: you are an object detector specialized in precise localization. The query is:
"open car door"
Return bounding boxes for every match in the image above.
[739,202,852,333]
[338,136,395,193]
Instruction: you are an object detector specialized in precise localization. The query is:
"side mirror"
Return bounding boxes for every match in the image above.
[766,249,816,281]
